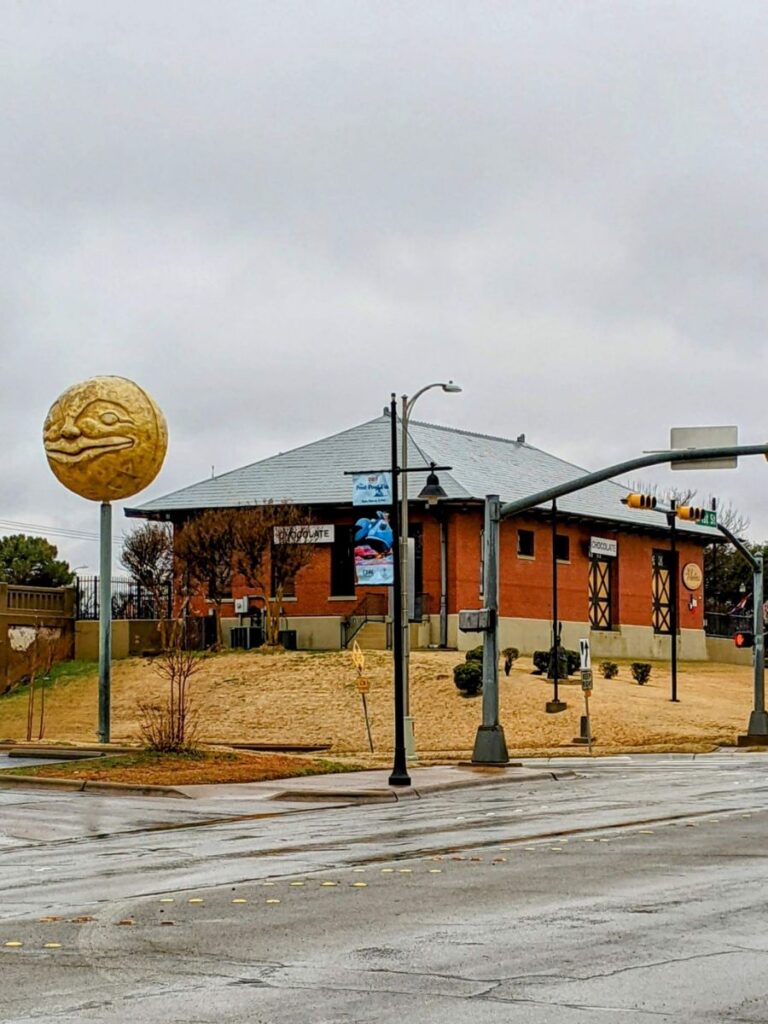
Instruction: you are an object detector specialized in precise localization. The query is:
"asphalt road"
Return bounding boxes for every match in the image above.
[1,754,767,1023]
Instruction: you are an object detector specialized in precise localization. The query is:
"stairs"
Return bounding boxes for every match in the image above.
[353,621,389,650]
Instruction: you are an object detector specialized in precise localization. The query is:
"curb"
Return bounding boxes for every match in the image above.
[272,767,573,803]
[0,774,189,799]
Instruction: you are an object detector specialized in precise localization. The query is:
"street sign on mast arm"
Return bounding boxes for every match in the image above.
[670,426,738,470]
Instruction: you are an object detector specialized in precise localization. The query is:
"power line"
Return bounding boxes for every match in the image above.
[0,519,124,544]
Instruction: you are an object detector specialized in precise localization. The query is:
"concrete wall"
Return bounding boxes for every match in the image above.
[706,636,753,666]
[448,614,709,661]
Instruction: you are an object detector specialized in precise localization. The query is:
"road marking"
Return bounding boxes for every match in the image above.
[232,898,248,904]
[4,941,22,947]
[429,869,442,874]
[188,898,204,904]
[398,868,412,874]
[266,898,281,905]
[381,868,394,873]
[44,943,62,949]
[159,898,175,904]
[351,882,368,888]
[321,881,338,887]
[289,881,305,887]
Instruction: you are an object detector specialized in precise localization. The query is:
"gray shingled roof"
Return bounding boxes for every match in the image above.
[128,414,716,538]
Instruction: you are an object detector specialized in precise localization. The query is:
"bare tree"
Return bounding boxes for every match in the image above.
[174,510,240,648]
[137,616,203,752]
[9,622,67,740]
[234,503,317,646]
[120,522,173,643]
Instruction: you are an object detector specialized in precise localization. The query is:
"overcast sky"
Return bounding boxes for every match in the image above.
[2,0,768,573]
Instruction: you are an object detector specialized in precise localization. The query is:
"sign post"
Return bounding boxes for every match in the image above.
[578,638,594,754]
[351,641,374,753]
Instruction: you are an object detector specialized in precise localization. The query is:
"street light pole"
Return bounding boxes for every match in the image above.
[399,381,461,760]
[388,393,410,787]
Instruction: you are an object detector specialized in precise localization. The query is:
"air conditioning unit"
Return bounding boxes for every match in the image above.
[234,597,249,615]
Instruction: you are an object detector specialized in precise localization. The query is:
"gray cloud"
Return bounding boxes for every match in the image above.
[2,0,768,573]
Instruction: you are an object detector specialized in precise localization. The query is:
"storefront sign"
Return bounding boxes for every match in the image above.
[682,562,703,591]
[352,472,392,506]
[273,524,334,544]
[589,537,617,559]
[354,510,394,585]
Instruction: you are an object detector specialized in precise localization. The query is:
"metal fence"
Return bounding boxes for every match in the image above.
[704,611,753,639]
[75,576,172,621]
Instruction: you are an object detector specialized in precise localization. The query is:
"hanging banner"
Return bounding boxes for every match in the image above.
[354,511,394,585]
[352,472,392,506]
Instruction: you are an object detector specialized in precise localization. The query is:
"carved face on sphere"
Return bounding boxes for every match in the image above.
[43,377,168,501]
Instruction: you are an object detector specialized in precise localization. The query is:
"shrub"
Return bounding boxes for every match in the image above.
[453,661,483,696]
[600,661,619,680]
[631,662,652,685]
[465,645,484,664]
[532,650,549,675]
[501,647,519,663]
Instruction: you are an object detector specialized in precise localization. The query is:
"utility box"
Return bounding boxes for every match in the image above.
[459,608,495,632]
[234,597,250,615]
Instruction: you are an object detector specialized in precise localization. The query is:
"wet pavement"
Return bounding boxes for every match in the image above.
[1,753,767,1022]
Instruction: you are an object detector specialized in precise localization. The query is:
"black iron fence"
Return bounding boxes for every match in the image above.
[704,611,753,639]
[75,577,172,621]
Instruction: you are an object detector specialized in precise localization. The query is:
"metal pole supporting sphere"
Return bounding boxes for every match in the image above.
[98,501,112,744]
[389,394,410,787]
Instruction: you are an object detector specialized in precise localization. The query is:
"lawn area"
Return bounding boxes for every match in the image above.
[0,648,759,758]
[0,749,357,786]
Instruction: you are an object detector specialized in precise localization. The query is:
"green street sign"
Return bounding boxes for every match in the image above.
[700,509,717,527]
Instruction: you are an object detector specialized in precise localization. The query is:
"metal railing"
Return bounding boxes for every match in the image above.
[75,576,172,621]
[341,592,389,648]
[704,611,754,639]
[4,585,73,617]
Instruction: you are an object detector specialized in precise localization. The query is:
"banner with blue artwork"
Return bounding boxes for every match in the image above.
[352,472,392,506]
[354,510,394,586]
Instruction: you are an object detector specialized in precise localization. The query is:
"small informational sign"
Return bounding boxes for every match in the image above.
[354,510,394,585]
[352,472,392,506]
[356,677,371,695]
[682,562,703,591]
[273,524,334,544]
[579,638,591,671]
[670,426,738,471]
[581,669,594,692]
[589,537,617,559]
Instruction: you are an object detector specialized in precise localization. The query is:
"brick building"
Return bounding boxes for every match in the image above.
[128,413,716,659]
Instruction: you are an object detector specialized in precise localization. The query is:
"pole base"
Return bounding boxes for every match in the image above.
[471,725,509,765]
[546,700,567,714]
[404,716,416,760]
[388,769,412,786]
[737,734,768,748]
[747,710,768,735]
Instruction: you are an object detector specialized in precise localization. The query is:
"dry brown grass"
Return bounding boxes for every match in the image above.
[0,649,757,757]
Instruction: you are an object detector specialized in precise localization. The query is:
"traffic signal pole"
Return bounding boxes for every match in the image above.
[716,520,768,740]
[471,441,768,764]
[668,508,679,703]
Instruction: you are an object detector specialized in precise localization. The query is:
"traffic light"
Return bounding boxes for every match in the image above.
[734,631,754,649]
[676,506,705,522]
[622,493,657,510]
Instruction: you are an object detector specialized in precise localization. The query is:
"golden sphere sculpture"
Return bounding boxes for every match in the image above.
[43,376,168,502]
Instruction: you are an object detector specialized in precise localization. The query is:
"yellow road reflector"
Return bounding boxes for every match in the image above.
[428,869,442,874]
[549,847,563,852]
[262,881,276,887]
[351,882,368,888]
[265,899,281,905]
[381,868,394,873]
[232,899,248,904]
[39,916,62,924]
[116,919,135,926]
[44,943,62,949]
[638,830,655,835]
[398,868,412,874]
[320,881,338,887]
[159,898,175,904]
[352,868,366,873]
[188,898,204,904]
[4,941,22,948]
[289,882,305,887]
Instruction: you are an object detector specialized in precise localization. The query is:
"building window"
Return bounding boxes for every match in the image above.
[589,558,613,630]
[555,534,570,562]
[517,529,535,557]
[652,549,674,634]
[331,526,356,597]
